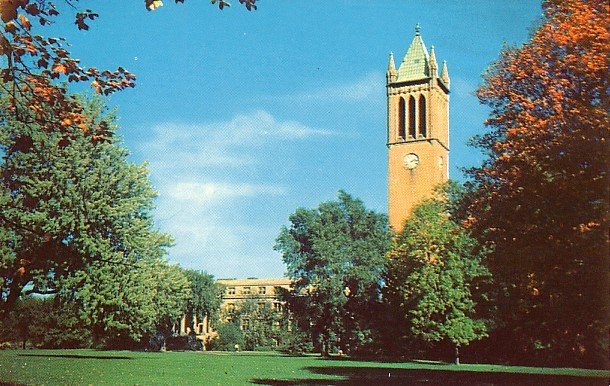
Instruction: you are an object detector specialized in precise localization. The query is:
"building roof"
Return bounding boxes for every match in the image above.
[396,24,430,82]
[216,277,292,287]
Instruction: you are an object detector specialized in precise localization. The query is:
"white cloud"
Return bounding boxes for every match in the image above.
[167,182,286,206]
[141,110,334,168]
[290,72,384,102]
[451,76,480,100]
[137,110,330,277]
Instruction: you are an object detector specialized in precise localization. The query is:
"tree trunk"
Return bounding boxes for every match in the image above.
[454,345,460,365]
[2,273,27,315]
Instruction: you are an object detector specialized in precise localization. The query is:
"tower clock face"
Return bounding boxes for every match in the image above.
[403,153,420,170]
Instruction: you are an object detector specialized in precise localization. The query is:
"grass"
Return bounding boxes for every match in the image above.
[0,349,608,385]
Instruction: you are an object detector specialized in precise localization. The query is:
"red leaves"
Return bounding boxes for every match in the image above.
[24,2,37,16]
[0,3,137,139]
[0,0,18,23]
[18,12,30,30]
[0,35,9,55]
[74,10,98,30]
[1,0,258,150]
[52,62,67,75]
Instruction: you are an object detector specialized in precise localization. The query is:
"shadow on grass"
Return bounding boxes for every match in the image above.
[17,353,133,360]
[252,366,608,385]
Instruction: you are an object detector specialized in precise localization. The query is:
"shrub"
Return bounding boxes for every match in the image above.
[209,323,244,351]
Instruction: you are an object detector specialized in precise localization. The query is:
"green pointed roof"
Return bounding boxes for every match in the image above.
[396,25,430,82]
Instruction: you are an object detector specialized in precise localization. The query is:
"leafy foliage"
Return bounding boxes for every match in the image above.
[275,190,392,355]
[209,321,244,351]
[227,298,287,351]
[384,185,491,363]
[0,96,171,312]
[183,269,223,330]
[60,259,191,348]
[467,0,609,367]
[0,296,91,349]
[0,95,192,349]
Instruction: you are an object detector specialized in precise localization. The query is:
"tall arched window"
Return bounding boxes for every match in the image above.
[408,96,416,138]
[419,95,427,137]
[398,97,406,139]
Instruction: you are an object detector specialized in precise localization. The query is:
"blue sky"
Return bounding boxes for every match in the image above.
[56,1,542,278]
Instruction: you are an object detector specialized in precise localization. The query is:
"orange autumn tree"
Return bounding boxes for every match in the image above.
[467,0,609,368]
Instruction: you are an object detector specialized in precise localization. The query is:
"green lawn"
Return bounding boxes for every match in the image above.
[0,349,607,385]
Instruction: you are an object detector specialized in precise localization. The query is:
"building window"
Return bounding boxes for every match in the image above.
[273,302,283,313]
[258,286,267,295]
[398,97,406,139]
[419,95,427,137]
[409,96,416,138]
[242,286,251,295]
[227,287,236,295]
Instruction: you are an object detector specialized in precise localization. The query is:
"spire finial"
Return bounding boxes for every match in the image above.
[441,60,450,89]
[429,45,438,76]
[415,23,421,36]
[386,52,397,83]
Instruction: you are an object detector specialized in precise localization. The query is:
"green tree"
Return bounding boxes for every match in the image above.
[57,257,191,348]
[183,269,223,332]
[0,296,91,349]
[468,0,609,367]
[275,190,392,355]
[210,322,245,351]
[385,188,491,364]
[228,298,285,351]
[0,96,172,312]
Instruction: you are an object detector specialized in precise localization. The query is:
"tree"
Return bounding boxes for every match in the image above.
[183,269,223,332]
[58,258,191,348]
[227,298,286,351]
[209,322,245,351]
[0,96,173,315]
[275,191,392,355]
[0,296,91,349]
[468,0,609,367]
[385,188,491,364]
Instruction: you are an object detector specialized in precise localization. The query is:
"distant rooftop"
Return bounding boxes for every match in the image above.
[216,277,292,286]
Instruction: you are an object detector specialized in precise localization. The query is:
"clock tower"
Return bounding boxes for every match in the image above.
[386,25,450,232]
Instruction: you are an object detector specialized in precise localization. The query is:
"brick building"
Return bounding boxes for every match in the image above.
[386,25,450,232]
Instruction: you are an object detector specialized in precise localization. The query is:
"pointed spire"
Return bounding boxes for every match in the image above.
[388,52,396,71]
[386,52,397,83]
[429,45,438,77]
[396,24,429,82]
[441,60,450,89]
